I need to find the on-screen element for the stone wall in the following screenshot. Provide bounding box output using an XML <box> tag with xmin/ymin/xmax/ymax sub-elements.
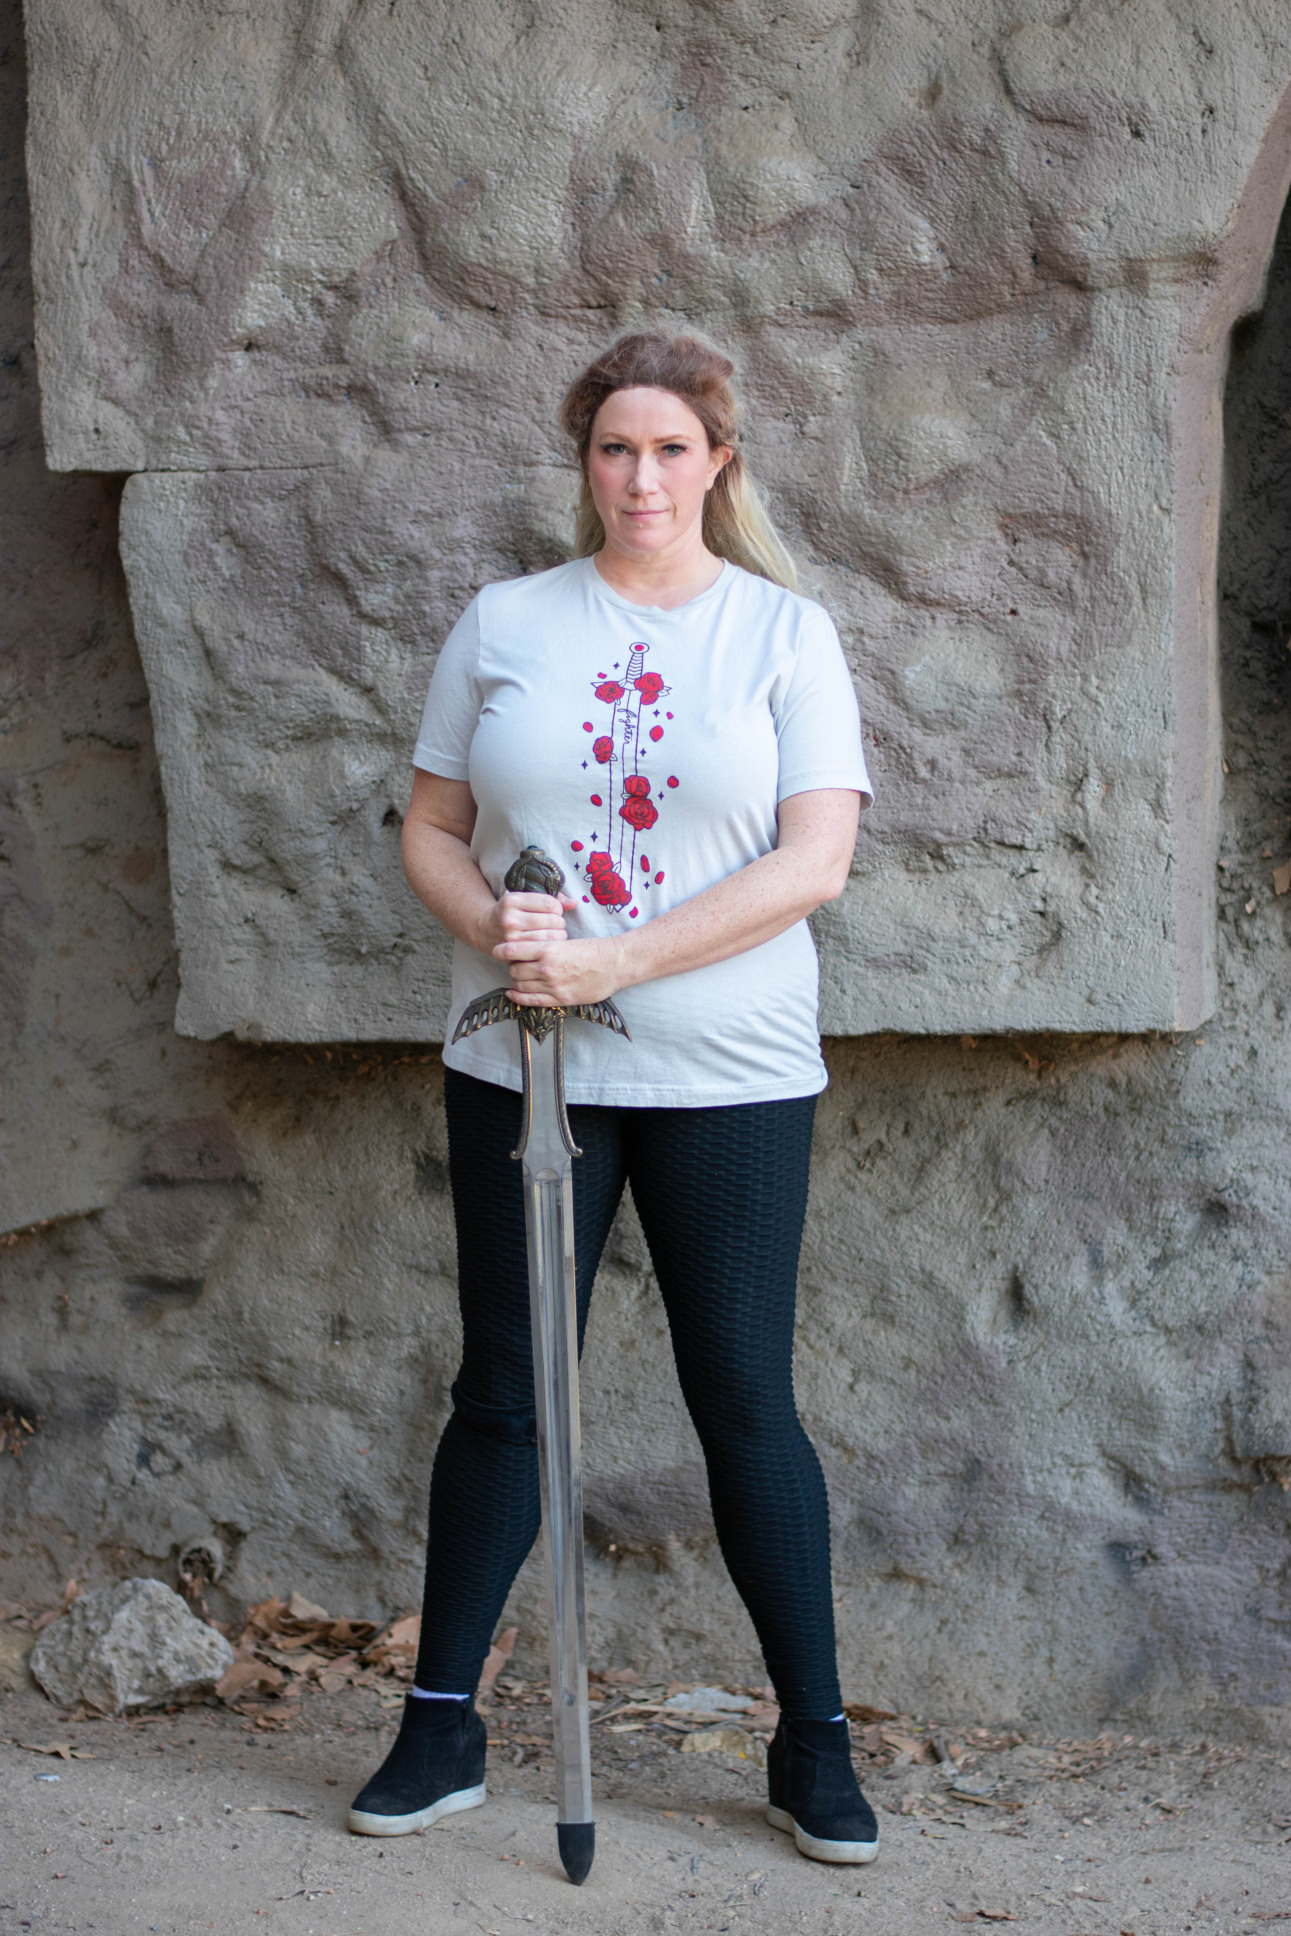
<box><xmin>3</xmin><ymin>0</ymin><xmax>1291</xmax><ymax>1738</ymax></box>
<box><xmin>23</xmin><ymin>1</ymin><xmax>1291</xmax><ymax>1041</ymax></box>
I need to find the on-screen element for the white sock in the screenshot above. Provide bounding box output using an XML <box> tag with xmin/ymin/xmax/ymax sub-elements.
<box><xmin>829</xmin><ymin>1713</ymin><xmax>845</xmax><ymax>1723</ymax></box>
<box><xmin>410</xmin><ymin>1686</ymin><xmax>469</xmax><ymax>1701</ymax></box>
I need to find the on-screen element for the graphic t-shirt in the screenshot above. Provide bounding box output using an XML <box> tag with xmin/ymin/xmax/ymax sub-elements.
<box><xmin>413</xmin><ymin>555</ymin><xmax>872</xmax><ymax>1107</ymax></box>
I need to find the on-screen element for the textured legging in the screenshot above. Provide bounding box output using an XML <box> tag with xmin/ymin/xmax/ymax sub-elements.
<box><xmin>413</xmin><ymin>1067</ymin><xmax>841</xmax><ymax>1720</ymax></box>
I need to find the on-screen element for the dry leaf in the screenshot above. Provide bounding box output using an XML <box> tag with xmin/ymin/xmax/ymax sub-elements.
<box><xmin>17</xmin><ymin>1741</ymin><xmax>71</xmax><ymax>1759</ymax></box>
<box><xmin>215</xmin><ymin>1660</ymin><xmax>284</xmax><ymax>1698</ymax></box>
<box><xmin>244</xmin><ymin>1806</ymin><xmax>311</xmax><ymax>1818</ymax></box>
<box><xmin>479</xmin><ymin>1626</ymin><xmax>518</xmax><ymax>1693</ymax></box>
<box><xmin>883</xmin><ymin>1730</ymin><xmax>937</xmax><ymax>1762</ymax></box>
<box><xmin>843</xmin><ymin>1703</ymin><xmax>898</xmax><ymax>1726</ymax></box>
<box><xmin>286</xmin><ymin>1591</ymin><xmax>332</xmax><ymax>1625</ymax></box>
<box><xmin>1274</xmin><ymin>862</ymin><xmax>1291</xmax><ymax>896</ymax></box>
<box><xmin>681</xmin><ymin>1729</ymin><xmax>766</xmax><ymax>1767</ymax></box>
<box><xmin>693</xmin><ymin>1814</ymin><xmax>717</xmax><ymax>1828</ymax></box>
<box><xmin>245</xmin><ymin>1596</ymin><xmax>285</xmax><ymax>1634</ymax></box>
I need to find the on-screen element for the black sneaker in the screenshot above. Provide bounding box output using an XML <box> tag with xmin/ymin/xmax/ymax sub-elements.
<box><xmin>347</xmin><ymin>1695</ymin><xmax>487</xmax><ymax>1836</ymax></box>
<box><xmin>766</xmin><ymin>1715</ymin><xmax>879</xmax><ymax>1864</ymax></box>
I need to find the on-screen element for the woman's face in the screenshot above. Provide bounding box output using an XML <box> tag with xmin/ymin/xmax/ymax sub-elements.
<box><xmin>586</xmin><ymin>387</ymin><xmax>731</xmax><ymax>558</ymax></box>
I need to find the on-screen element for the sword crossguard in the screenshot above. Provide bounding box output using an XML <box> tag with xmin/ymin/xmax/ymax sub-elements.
<box><xmin>449</xmin><ymin>848</ymin><xmax>631</xmax><ymax>1160</ymax></box>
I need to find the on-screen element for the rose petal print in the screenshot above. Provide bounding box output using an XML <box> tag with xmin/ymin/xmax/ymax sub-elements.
<box><xmin>649</xmin><ymin>725</ymin><xmax>663</xmax><ymax>742</ymax></box>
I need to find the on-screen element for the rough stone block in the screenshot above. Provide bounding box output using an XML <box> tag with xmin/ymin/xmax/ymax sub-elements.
<box><xmin>25</xmin><ymin>3</ymin><xmax>1291</xmax><ymax>1035</ymax></box>
<box><xmin>29</xmin><ymin>1577</ymin><xmax>233</xmax><ymax>1714</ymax></box>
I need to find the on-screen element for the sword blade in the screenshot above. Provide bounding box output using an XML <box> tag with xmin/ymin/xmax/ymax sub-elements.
<box><xmin>518</xmin><ymin>1026</ymin><xmax>594</xmax><ymax>1875</ymax></box>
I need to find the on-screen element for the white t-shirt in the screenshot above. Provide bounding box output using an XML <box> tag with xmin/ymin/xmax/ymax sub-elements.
<box><xmin>413</xmin><ymin>555</ymin><xmax>872</xmax><ymax>1107</ymax></box>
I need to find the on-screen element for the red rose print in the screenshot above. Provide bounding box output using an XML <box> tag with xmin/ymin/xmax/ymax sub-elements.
<box><xmin>619</xmin><ymin>793</ymin><xmax>658</xmax><ymax>832</ymax></box>
<box><xmin>572</xmin><ymin>642</ymin><xmax>675</xmax><ymax>914</ymax></box>
<box><xmin>590</xmin><ymin>868</ymin><xmax>630</xmax><ymax>909</ymax></box>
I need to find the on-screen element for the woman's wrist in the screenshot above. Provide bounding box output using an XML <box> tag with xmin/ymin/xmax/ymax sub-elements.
<box><xmin>602</xmin><ymin>929</ymin><xmax>641</xmax><ymax>993</ymax></box>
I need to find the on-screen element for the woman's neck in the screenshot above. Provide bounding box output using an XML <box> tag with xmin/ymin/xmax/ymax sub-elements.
<box><xmin>592</xmin><ymin>534</ymin><xmax>725</xmax><ymax>611</ymax></box>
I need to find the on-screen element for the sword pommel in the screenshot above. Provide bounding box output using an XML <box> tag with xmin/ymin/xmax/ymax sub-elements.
<box><xmin>505</xmin><ymin>845</ymin><xmax>566</xmax><ymax>897</ymax></box>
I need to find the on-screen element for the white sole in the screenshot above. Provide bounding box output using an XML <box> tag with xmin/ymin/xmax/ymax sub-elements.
<box><xmin>348</xmin><ymin>1782</ymin><xmax>486</xmax><ymax>1837</ymax></box>
<box><xmin>766</xmin><ymin>1803</ymin><xmax>879</xmax><ymax>1864</ymax></box>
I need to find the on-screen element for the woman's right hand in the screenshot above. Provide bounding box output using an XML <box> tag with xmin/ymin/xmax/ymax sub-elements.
<box><xmin>474</xmin><ymin>889</ymin><xmax>574</xmax><ymax>960</ymax></box>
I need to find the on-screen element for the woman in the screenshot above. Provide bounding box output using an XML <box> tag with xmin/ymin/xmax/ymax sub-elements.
<box><xmin>349</xmin><ymin>331</ymin><xmax>877</xmax><ymax>1864</ymax></box>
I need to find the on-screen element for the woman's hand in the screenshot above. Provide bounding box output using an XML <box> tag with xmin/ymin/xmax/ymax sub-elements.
<box><xmin>475</xmin><ymin>888</ymin><xmax>574</xmax><ymax>961</ymax></box>
<box><xmin>494</xmin><ymin>926</ymin><xmax>627</xmax><ymax>1008</ymax></box>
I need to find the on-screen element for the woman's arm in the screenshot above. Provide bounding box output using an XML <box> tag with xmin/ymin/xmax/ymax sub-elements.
<box><xmin>401</xmin><ymin>769</ymin><xmax>574</xmax><ymax>960</ymax></box>
<box><xmin>494</xmin><ymin>787</ymin><xmax>861</xmax><ymax>1009</ymax></box>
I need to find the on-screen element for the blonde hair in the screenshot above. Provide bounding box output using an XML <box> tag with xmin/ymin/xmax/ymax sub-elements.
<box><xmin>557</xmin><ymin>330</ymin><xmax>798</xmax><ymax>592</ymax></box>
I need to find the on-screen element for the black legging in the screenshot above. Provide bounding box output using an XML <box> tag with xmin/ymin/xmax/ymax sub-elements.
<box><xmin>414</xmin><ymin>1067</ymin><xmax>842</xmax><ymax>1720</ymax></box>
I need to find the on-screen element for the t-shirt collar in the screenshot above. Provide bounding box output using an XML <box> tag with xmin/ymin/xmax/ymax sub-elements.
<box><xmin>581</xmin><ymin>552</ymin><xmax>731</xmax><ymax>618</ymax></box>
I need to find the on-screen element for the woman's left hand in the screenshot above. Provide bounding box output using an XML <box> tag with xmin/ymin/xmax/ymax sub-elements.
<box><xmin>494</xmin><ymin>932</ymin><xmax>627</xmax><ymax>1009</ymax></box>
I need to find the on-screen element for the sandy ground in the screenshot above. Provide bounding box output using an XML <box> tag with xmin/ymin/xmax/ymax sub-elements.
<box><xmin>2</xmin><ymin>1668</ymin><xmax>1289</xmax><ymax>1936</ymax></box>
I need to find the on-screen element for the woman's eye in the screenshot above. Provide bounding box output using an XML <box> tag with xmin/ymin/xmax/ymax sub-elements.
<box><xmin>600</xmin><ymin>442</ymin><xmax>629</xmax><ymax>455</ymax></box>
<box><xmin>661</xmin><ymin>443</ymin><xmax>688</xmax><ymax>455</ymax></box>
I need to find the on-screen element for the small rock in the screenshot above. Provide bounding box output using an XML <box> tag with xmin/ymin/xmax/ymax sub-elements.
<box><xmin>0</xmin><ymin>1626</ymin><xmax>37</xmax><ymax>1695</ymax></box>
<box><xmin>30</xmin><ymin>1578</ymin><xmax>233</xmax><ymax>1714</ymax></box>
<box><xmin>663</xmin><ymin>1687</ymin><xmax>753</xmax><ymax>1714</ymax></box>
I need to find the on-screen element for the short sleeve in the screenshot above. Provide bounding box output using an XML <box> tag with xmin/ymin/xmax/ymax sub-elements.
<box><xmin>412</xmin><ymin>597</ymin><xmax>483</xmax><ymax>779</ymax></box>
<box><xmin>773</xmin><ymin>605</ymin><xmax>874</xmax><ymax>808</ymax></box>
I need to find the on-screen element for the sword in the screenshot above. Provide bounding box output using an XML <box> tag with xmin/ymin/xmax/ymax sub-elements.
<box><xmin>452</xmin><ymin>846</ymin><xmax>630</xmax><ymax>1886</ymax></box>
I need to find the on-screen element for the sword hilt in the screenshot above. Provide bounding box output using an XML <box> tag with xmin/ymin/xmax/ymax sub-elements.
<box><xmin>449</xmin><ymin>847</ymin><xmax>630</xmax><ymax>1159</ymax></box>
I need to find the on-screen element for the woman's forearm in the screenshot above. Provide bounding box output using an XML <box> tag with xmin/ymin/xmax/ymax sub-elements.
<box><xmin>611</xmin><ymin>840</ymin><xmax>843</xmax><ymax>990</ymax></box>
<box><xmin>402</xmin><ymin>819</ymin><xmax>500</xmax><ymax>957</ymax></box>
